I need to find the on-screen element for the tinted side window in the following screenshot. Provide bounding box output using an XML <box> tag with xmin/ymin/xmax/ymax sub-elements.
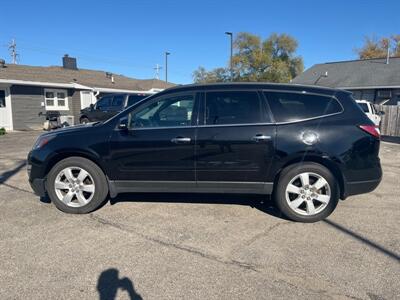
<box><xmin>264</xmin><ymin>92</ymin><xmax>342</xmax><ymax>123</ymax></box>
<box><xmin>358</xmin><ymin>103</ymin><xmax>369</xmax><ymax>113</ymax></box>
<box><xmin>205</xmin><ymin>91</ymin><xmax>265</xmax><ymax>125</ymax></box>
<box><xmin>129</xmin><ymin>94</ymin><xmax>194</xmax><ymax>128</ymax></box>
<box><xmin>96</xmin><ymin>96</ymin><xmax>112</xmax><ymax>110</ymax></box>
<box><xmin>110</xmin><ymin>95</ymin><xmax>125</xmax><ymax>111</ymax></box>
<box><xmin>128</xmin><ymin>95</ymin><xmax>148</xmax><ymax>106</ymax></box>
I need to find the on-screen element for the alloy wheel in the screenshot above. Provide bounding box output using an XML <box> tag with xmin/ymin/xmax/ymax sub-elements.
<box><xmin>54</xmin><ymin>167</ymin><xmax>95</xmax><ymax>207</ymax></box>
<box><xmin>285</xmin><ymin>172</ymin><xmax>331</xmax><ymax>216</ymax></box>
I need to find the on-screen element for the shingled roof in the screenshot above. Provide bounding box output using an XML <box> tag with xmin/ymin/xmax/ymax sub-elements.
<box><xmin>292</xmin><ymin>57</ymin><xmax>400</xmax><ymax>89</ymax></box>
<box><xmin>0</xmin><ymin>63</ymin><xmax>175</xmax><ymax>91</ymax></box>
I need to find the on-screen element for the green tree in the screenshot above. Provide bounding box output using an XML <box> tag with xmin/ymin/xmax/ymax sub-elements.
<box><xmin>192</xmin><ymin>32</ymin><xmax>303</xmax><ymax>83</ymax></box>
<box><xmin>357</xmin><ymin>35</ymin><xmax>400</xmax><ymax>59</ymax></box>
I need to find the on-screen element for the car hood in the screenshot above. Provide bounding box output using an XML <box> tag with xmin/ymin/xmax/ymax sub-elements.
<box><xmin>40</xmin><ymin>123</ymin><xmax>100</xmax><ymax>137</ymax></box>
<box><xmin>80</xmin><ymin>107</ymin><xmax>92</xmax><ymax>114</ymax></box>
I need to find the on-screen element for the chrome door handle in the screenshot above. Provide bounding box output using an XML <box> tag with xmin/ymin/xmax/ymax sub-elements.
<box><xmin>171</xmin><ymin>137</ymin><xmax>191</xmax><ymax>144</ymax></box>
<box><xmin>252</xmin><ymin>134</ymin><xmax>272</xmax><ymax>142</ymax></box>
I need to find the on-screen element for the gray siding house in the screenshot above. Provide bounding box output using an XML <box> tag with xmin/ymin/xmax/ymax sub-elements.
<box><xmin>0</xmin><ymin>55</ymin><xmax>174</xmax><ymax>130</ymax></box>
<box><xmin>292</xmin><ymin>57</ymin><xmax>400</xmax><ymax>105</ymax></box>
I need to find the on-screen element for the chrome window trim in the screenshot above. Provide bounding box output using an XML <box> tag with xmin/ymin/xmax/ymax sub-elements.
<box><xmin>114</xmin><ymin>89</ymin><xmax>345</xmax><ymax>131</ymax></box>
<box><xmin>128</xmin><ymin>112</ymin><xmax>343</xmax><ymax>131</ymax></box>
<box><xmin>129</xmin><ymin>123</ymin><xmax>275</xmax><ymax>131</ymax></box>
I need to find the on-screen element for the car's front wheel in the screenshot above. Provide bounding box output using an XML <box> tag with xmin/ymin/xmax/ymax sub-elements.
<box><xmin>46</xmin><ymin>157</ymin><xmax>108</xmax><ymax>214</ymax></box>
<box><xmin>274</xmin><ymin>162</ymin><xmax>339</xmax><ymax>222</ymax></box>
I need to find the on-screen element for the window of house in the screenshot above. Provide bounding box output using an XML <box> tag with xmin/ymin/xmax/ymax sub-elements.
<box><xmin>264</xmin><ymin>92</ymin><xmax>342</xmax><ymax>123</ymax></box>
<box><xmin>377</xmin><ymin>90</ymin><xmax>391</xmax><ymax>98</ymax></box>
<box><xmin>0</xmin><ymin>90</ymin><xmax>5</xmax><ymax>108</ymax></box>
<box><xmin>205</xmin><ymin>91</ymin><xmax>266</xmax><ymax>125</ymax></box>
<box><xmin>45</xmin><ymin>89</ymin><xmax>68</xmax><ymax>110</ymax></box>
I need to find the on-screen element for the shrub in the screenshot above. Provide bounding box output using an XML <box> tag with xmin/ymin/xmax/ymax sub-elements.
<box><xmin>0</xmin><ymin>127</ymin><xmax>6</xmax><ymax>135</ymax></box>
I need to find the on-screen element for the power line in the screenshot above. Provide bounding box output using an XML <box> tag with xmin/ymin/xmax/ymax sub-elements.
<box><xmin>0</xmin><ymin>39</ymin><xmax>191</xmax><ymax>79</ymax></box>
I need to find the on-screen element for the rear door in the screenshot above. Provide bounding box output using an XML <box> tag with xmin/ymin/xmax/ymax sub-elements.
<box><xmin>195</xmin><ymin>90</ymin><xmax>276</xmax><ymax>193</ymax></box>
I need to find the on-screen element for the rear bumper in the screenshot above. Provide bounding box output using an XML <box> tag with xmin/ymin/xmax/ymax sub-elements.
<box><xmin>29</xmin><ymin>178</ymin><xmax>46</xmax><ymax>197</ymax></box>
<box><xmin>343</xmin><ymin>177</ymin><xmax>382</xmax><ymax>198</ymax></box>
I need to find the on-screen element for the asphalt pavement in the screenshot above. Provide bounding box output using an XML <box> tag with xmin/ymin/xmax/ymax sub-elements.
<box><xmin>0</xmin><ymin>131</ymin><xmax>399</xmax><ymax>300</ymax></box>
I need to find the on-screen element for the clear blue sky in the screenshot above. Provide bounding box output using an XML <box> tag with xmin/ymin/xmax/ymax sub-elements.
<box><xmin>1</xmin><ymin>0</ymin><xmax>399</xmax><ymax>84</ymax></box>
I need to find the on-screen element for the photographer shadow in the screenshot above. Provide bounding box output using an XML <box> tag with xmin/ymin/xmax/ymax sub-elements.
<box><xmin>97</xmin><ymin>268</ymin><xmax>142</xmax><ymax>300</ymax></box>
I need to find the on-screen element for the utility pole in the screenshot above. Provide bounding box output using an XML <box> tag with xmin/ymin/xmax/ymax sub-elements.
<box><xmin>165</xmin><ymin>51</ymin><xmax>170</xmax><ymax>83</ymax></box>
<box><xmin>386</xmin><ymin>39</ymin><xmax>390</xmax><ymax>65</ymax></box>
<box><xmin>8</xmin><ymin>39</ymin><xmax>19</xmax><ymax>64</ymax></box>
<box><xmin>154</xmin><ymin>64</ymin><xmax>162</xmax><ymax>80</ymax></box>
<box><xmin>225</xmin><ymin>32</ymin><xmax>233</xmax><ymax>80</ymax></box>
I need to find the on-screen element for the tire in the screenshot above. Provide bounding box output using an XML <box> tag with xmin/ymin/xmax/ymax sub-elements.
<box><xmin>80</xmin><ymin>117</ymin><xmax>90</xmax><ymax>124</ymax></box>
<box><xmin>273</xmin><ymin>162</ymin><xmax>339</xmax><ymax>223</ymax></box>
<box><xmin>46</xmin><ymin>157</ymin><xmax>109</xmax><ymax>214</ymax></box>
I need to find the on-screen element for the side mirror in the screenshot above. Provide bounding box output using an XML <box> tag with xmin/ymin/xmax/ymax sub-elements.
<box><xmin>118</xmin><ymin>118</ymin><xmax>129</xmax><ymax>130</ymax></box>
<box><xmin>379</xmin><ymin>111</ymin><xmax>385</xmax><ymax>115</ymax></box>
<box><xmin>90</xmin><ymin>104</ymin><xmax>95</xmax><ymax>110</ymax></box>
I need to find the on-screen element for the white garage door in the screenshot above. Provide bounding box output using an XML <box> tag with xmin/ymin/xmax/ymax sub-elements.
<box><xmin>80</xmin><ymin>91</ymin><xmax>95</xmax><ymax>109</ymax></box>
<box><xmin>0</xmin><ymin>88</ymin><xmax>12</xmax><ymax>130</ymax></box>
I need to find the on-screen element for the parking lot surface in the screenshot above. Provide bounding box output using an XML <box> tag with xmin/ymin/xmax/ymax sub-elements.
<box><xmin>0</xmin><ymin>131</ymin><xmax>399</xmax><ymax>300</ymax></box>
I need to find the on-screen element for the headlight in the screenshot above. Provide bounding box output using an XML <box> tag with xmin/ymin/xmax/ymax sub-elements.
<box><xmin>32</xmin><ymin>134</ymin><xmax>56</xmax><ymax>150</ymax></box>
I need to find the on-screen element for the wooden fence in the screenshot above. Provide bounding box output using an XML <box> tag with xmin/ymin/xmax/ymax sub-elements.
<box><xmin>377</xmin><ymin>105</ymin><xmax>400</xmax><ymax>137</ymax></box>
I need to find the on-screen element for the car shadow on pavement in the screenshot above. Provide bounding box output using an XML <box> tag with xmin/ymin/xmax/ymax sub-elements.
<box><xmin>323</xmin><ymin>219</ymin><xmax>400</xmax><ymax>262</ymax></box>
<box><xmin>110</xmin><ymin>194</ymin><xmax>400</xmax><ymax>262</ymax></box>
<box><xmin>110</xmin><ymin>193</ymin><xmax>289</xmax><ymax>221</ymax></box>
<box><xmin>97</xmin><ymin>268</ymin><xmax>142</xmax><ymax>300</ymax></box>
<box><xmin>0</xmin><ymin>160</ymin><xmax>26</xmax><ymax>184</ymax></box>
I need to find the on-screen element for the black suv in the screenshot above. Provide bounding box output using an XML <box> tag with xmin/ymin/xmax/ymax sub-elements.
<box><xmin>28</xmin><ymin>83</ymin><xmax>382</xmax><ymax>222</ymax></box>
<box><xmin>79</xmin><ymin>93</ymin><xmax>150</xmax><ymax>123</ymax></box>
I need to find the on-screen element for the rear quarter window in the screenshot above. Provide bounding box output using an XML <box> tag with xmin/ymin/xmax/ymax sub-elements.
<box><xmin>264</xmin><ymin>92</ymin><xmax>342</xmax><ymax>123</ymax></box>
<box><xmin>357</xmin><ymin>102</ymin><xmax>369</xmax><ymax>113</ymax></box>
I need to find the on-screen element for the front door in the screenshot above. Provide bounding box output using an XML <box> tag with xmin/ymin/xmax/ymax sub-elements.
<box><xmin>196</xmin><ymin>90</ymin><xmax>275</xmax><ymax>193</ymax></box>
<box><xmin>108</xmin><ymin>92</ymin><xmax>198</xmax><ymax>185</ymax></box>
<box><xmin>0</xmin><ymin>88</ymin><xmax>12</xmax><ymax>130</ymax></box>
<box><xmin>92</xmin><ymin>95</ymin><xmax>114</xmax><ymax>121</ymax></box>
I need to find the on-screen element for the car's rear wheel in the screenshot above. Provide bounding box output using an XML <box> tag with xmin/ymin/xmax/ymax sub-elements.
<box><xmin>46</xmin><ymin>157</ymin><xmax>108</xmax><ymax>214</ymax></box>
<box><xmin>274</xmin><ymin>162</ymin><xmax>339</xmax><ymax>222</ymax></box>
<box><xmin>80</xmin><ymin>117</ymin><xmax>90</xmax><ymax>124</ymax></box>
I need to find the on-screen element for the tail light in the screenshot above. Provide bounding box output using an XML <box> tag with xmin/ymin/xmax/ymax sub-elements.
<box><xmin>358</xmin><ymin>125</ymin><xmax>380</xmax><ymax>139</ymax></box>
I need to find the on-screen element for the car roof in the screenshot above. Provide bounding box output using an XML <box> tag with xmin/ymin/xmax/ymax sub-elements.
<box><xmin>101</xmin><ymin>92</ymin><xmax>151</xmax><ymax>97</ymax></box>
<box><xmin>158</xmin><ymin>82</ymin><xmax>348</xmax><ymax>96</ymax></box>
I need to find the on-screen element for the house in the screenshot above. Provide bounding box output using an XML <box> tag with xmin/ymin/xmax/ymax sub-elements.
<box><xmin>0</xmin><ymin>55</ymin><xmax>174</xmax><ymax>130</ymax></box>
<box><xmin>292</xmin><ymin>57</ymin><xmax>400</xmax><ymax>105</ymax></box>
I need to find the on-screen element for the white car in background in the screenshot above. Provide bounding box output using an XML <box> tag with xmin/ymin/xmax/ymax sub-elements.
<box><xmin>356</xmin><ymin>100</ymin><xmax>383</xmax><ymax>127</ymax></box>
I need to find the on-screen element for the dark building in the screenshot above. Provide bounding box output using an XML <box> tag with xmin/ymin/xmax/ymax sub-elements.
<box><xmin>292</xmin><ymin>57</ymin><xmax>400</xmax><ymax>106</ymax></box>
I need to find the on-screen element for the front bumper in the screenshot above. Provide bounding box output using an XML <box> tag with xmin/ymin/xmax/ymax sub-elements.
<box><xmin>29</xmin><ymin>178</ymin><xmax>47</xmax><ymax>197</ymax></box>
